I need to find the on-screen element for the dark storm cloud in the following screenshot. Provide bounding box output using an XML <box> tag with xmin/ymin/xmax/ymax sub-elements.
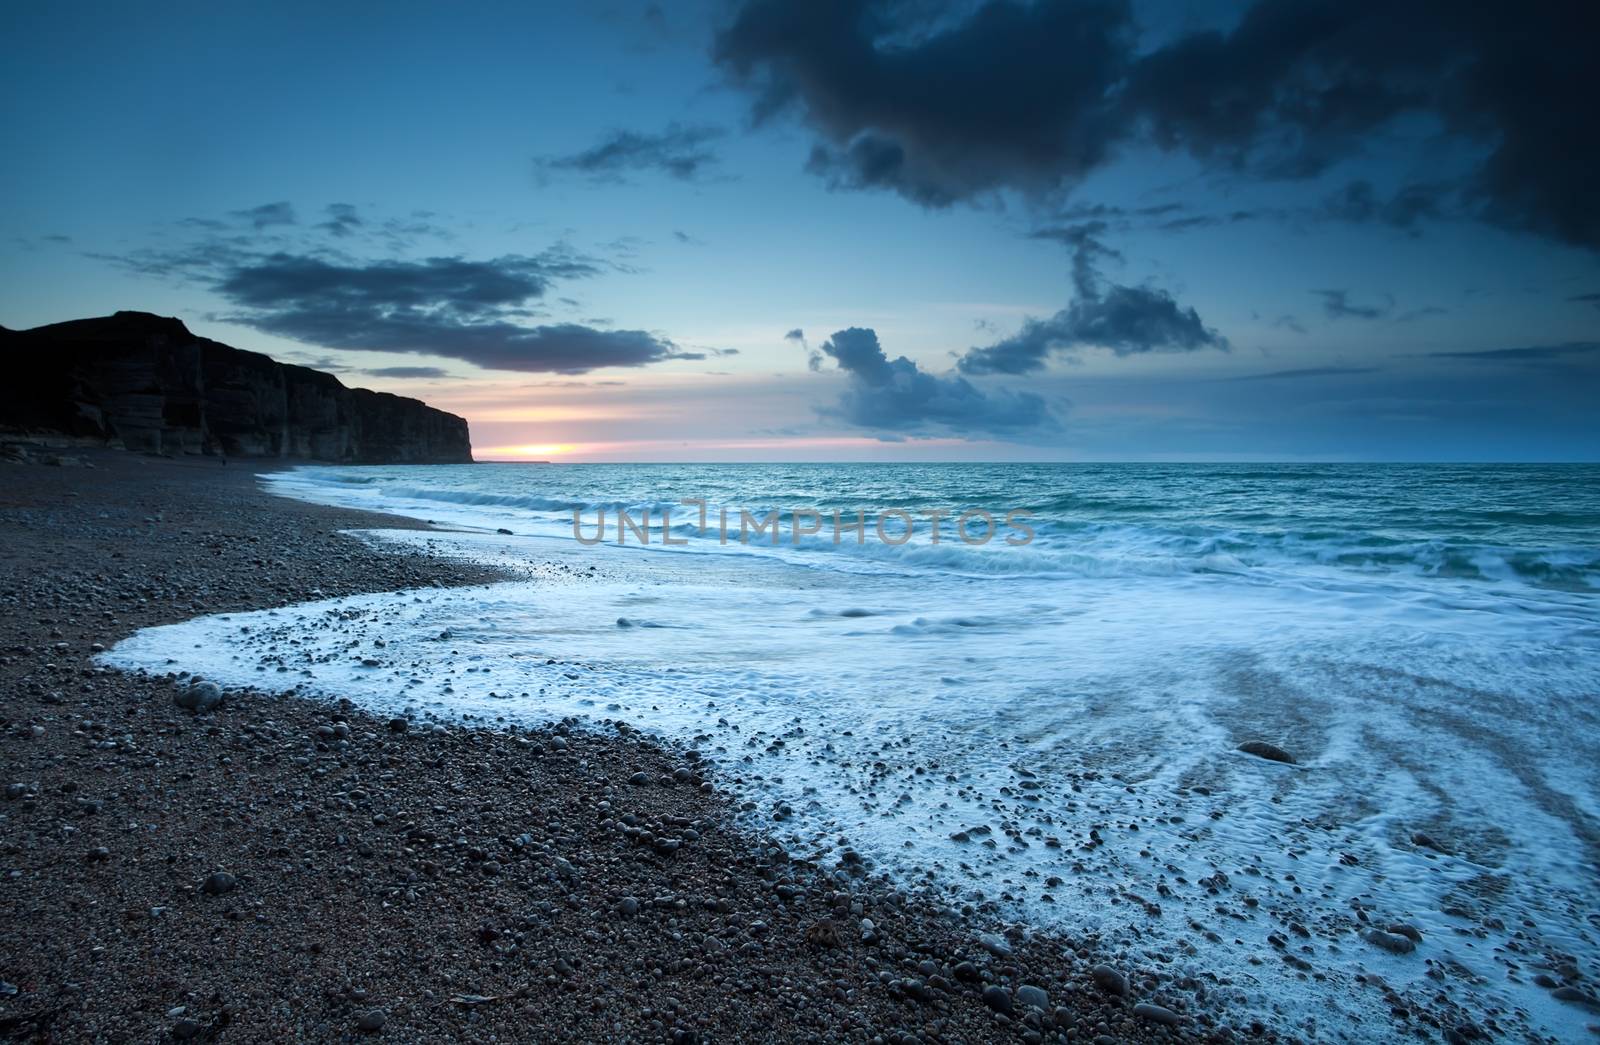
<box><xmin>102</xmin><ymin>211</ymin><xmax>697</xmax><ymax>374</ymax></box>
<box><xmin>959</xmin><ymin>287</ymin><xmax>1226</xmax><ymax>374</ymax></box>
<box><xmin>230</xmin><ymin>201</ymin><xmax>297</xmax><ymax>229</ymax></box>
<box><xmin>716</xmin><ymin>0</ymin><xmax>1598</xmax><ymax>248</ymax></box>
<box><xmin>960</xmin><ymin>222</ymin><xmax>1226</xmax><ymax>375</ymax></box>
<box><xmin>543</xmin><ymin>124</ymin><xmax>725</xmax><ymax>182</ymax></box>
<box><xmin>208</xmin><ymin>252</ymin><xmax>688</xmax><ymax>373</ymax></box>
<box><xmin>817</xmin><ymin>327</ymin><xmax>1055</xmax><ymax>435</ymax></box>
<box><xmin>1315</xmin><ymin>289</ymin><xmax>1390</xmax><ymax>321</ymax></box>
<box><xmin>716</xmin><ymin>0</ymin><xmax>1131</xmax><ymax>207</ymax></box>
<box><xmin>216</xmin><ymin>253</ymin><xmax>588</xmax><ymax>313</ymax></box>
<box><xmin>1148</xmin><ymin>0</ymin><xmax>1600</xmax><ymax>248</ymax></box>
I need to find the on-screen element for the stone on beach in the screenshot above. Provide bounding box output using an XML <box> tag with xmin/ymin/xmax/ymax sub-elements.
<box><xmin>1364</xmin><ymin>928</ymin><xmax>1416</xmax><ymax>954</ymax></box>
<box><xmin>1134</xmin><ymin>1002</ymin><xmax>1182</xmax><ymax>1026</ymax></box>
<box><xmin>174</xmin><ymin>680</ymin><xmax>224</xmax><ymax>713</ymax></box>
<box><xmin>201</xmin><ymin>871</ymin><xmax>238</xmax><ymax>896</ymax></box>
<box><xmin>1090</xmin><ymin>964</ymin><xmax>1127</xmax><ymax>996</ymax></box>
<box><xmin>1237</xmin><ymin>740</ymin><xmax>1296</xmax><ymax>764</ymax></box>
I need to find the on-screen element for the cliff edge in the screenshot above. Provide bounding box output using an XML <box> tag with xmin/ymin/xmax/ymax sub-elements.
<box><xmin>0</xmin><ymin>311</ymin><xmax>473</xmax><ymax>463</ymax></box>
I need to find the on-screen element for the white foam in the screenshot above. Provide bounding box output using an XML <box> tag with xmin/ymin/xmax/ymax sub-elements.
<box><xmin>104</xmin><ymin>517</ymin><xmax>1600</xmax><ymax>1042</ymax></box>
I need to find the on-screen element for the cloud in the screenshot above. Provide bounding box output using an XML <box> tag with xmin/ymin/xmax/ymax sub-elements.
<box><xmin>209</xmin><ymin>253</ymin><xmax>686</xmax><ymax>373</ymax></box>
<box><xmin>1221</xmin><ymin>366</ymin><xmax>1381</xmax><ymax>381</ymax></box>
<box><xmin>1314</xmin><ymin>289</ymin><xmax>1390</xmax><ymax>321</ymax></box>
<box><xmin>216</xmin><ymin>252</ymin><xmax>590</xmax><ymax>313</ymax></box>
<box><xmin>816</xmin><ymin>327</ymin><xmax>1055</xmax><ymax>436</ymax></box>
<box><xmin>716</xmin><ymin>0</ymin><xmax>1600</xmax><ymax>248</ymax></box>
<box><xmin>102</xmin><ymin>219</ymin><xmax>696</xmax><ymax>374</ymax></box>
<box><xmin>318</xmin><ymin>203</ymin><xmax>363</xmax><ymax>237</ymax></box>
<box><xmin>362</xmin><ymin>366</ymin><xmax>450</xmax><ymax>379</ymax></box>
<box><xmin>1322</xmin><ymin>180</ymin><xmax>1449</xmax><ymax>232</ymax></box>
<box><xmin>1425</xmin><ymin>341</ymin><xmax>1600</xmax><ymax>363</ymax></box>
<box><xmin>716</xmin><ymin>0</ymin><xmax>1130</xmax><ymax>207</ymax></box>
<box><xmin>230</xmin><ymin>201</ymin><xmax>296</xmax><ymax>229</ymax></box>
<box><xmin>542</xmin><ymin>124</ymin><xmax>725</xmax><ymax>182</ymax></box>
<box><xmin>960</xmin><ymin>222</ymin><xmax>1226</xmax><ymax>374</ymax></box>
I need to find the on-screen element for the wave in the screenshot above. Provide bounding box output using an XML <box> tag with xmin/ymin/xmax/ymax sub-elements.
<box><xmin>262</xmin><ymin>465</ymin><xmax>1600</xmax><ymax>592</ymax></box>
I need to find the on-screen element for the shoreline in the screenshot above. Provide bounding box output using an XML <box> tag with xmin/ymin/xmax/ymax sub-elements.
<box><xmin>0</xmin><ymin>451</ymin><xmax>1246</xmax><ymax>1042</ymax></box>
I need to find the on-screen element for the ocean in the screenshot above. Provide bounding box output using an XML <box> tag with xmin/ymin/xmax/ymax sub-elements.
<box><xmin>105</xmin><ymin>462</ymin><xmax>1600</xmax><ymax>1039</ymax></box>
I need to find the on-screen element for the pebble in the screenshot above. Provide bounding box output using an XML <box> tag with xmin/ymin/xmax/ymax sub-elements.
<box><xmin>1363</xmin><ymin>928</ymin><xmax>1416</xmax><ymax>954</ymax></box>
<box><xmin>1551</xmin><ymin>986</ymin><xmax>1599</xmax><ymax>1009</ymax></box>
<box><xmin>1387</xmin><ymin>922</ymin><xmax>1423</xmax><ymax>943</ymax></box>
<box><xmin>174</xmin><ymin>680</ymin><xmax>224</xmax><ymax>714</ymax></box>
<box><xmin>978</xmin><ymin>932</ymin><xmax>1012</xmax><ymax>957</ymax></box>
<box><xmin>1016</xmin><ymin>984</ymin><xmax>1049</xmax><ymax>1011</ymax></box>
<box><xmin>1090</xmin><ymin>964</ymin><xmax>1127</xmax><ymax>996</ymax></box>
<box><xmin>981</xmin><ymin>984</ymin><xmax>1013</xmax><ymax>1014</ymax></box>
<box><xmin>357</xmin><ymin>1009</ymin><xmax>387</xmax><ymax>1032</ymax></box>
<box><xmin>617</xmin><ymin>896</ymin><xmax>640</xmax><ymax>918</ymax></box>
<box><xmin>1237</xmin><ymin>740</ymin><xmax>1295</xmax><ymax>764</ymax></box>
<box><xmin>1134</xmin><ymin>1002</ymin><xmax>1181</xmax><ymax>1026</ymax></box>
<box><xmin>202</xmin><ymin>871</ymin><xmax>238</xmax><ymax>896</ymax></box>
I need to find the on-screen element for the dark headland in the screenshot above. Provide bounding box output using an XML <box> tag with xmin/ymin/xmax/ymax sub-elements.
<box><xmin>0</xmin><ymin>312</ymin><xmax>472</xmax><ymax>464</ymax></box>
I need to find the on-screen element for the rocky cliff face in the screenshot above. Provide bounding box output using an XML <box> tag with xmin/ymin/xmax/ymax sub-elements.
<box><xmin>0</xmin><ymin>312</ymin><xmax>473</xmax><ymax>463</ymax></box>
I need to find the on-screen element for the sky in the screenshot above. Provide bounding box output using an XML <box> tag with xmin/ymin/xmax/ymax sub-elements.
<box><xmin>2</xmin><ymin>0</ymin><xmax>1597</xmax><ymax>462</ymax></box>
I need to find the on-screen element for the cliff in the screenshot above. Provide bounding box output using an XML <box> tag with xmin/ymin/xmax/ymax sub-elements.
<box><xmin>0</xmin><ymin>312</ymin><xmax>473</xmax><ymax>463</ymax></box>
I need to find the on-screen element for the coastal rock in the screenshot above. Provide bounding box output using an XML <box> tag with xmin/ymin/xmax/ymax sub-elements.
<box><xmin>201</xmin><ymin>872</ymin><xmax>238</xmax><ymax>896</ymax></box>
<box><xmin>0</xmin><ymin>311</ymin><xmax>471</xmax><ymax>463</ymax></box>
<box><xmin>1237</xmin><ymin>741</ymin><xmax>1296</xmax><ymax>764</ymax></box>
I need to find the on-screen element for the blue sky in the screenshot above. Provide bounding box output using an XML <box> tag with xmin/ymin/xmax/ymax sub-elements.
<box><xmin>3</xmin><ymin>0</ymin><xmax>1596</xmax><ymax>460</ymax></box>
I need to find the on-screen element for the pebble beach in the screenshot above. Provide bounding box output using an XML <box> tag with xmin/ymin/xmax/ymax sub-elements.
<box><xmin>0</xmin><ymin>451</ymin><xmax>1255</xmax><ymax>1043</ymax></box>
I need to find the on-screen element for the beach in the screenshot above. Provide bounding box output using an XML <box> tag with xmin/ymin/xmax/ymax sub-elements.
<box><xmin>0</xmin><ymin>451</ymin><xmax>1249</xmax><ymax>1043</ymax></box>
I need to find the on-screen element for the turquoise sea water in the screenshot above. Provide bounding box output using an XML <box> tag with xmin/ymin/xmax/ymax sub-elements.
<box><xmin>268</xmin><ymin>462</ymin><xmax>1600</xmax><ymax>589</ymax></box>
<box><xmin>108</xmin><ymin>463</ymin><xmax>1600</xmax><ymax>1040</ymax></box>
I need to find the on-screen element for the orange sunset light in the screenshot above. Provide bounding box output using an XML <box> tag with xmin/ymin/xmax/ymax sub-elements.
<box><xmin>477</xmin><ymin>443</ymin><xmax>577</xmax><ymax>459</ymax></box>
